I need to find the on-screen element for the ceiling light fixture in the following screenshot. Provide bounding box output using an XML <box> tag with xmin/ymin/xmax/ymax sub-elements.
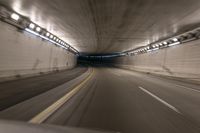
<box><xmin>11</xmin><ymin>13</ymin><xmax>20</xmax><ymax>21</ymax></box>
<box><xmin>163</xmin><ymin>42</ymin><xmax>168</xmax><ymax>45</ymax></box>
<box><xmin>29</xmin><ymin>23</ymin><xmax>35</xmax><ymax>29</ymax></box>
<box><xmin>173</xmin><ymin>38</ymin><xmax>178</xmax><ymax>42</ymax></box>
<box><xmin>50</xmin><ymin>35</ymin><xmax>53</xmax><ymax>39</ymax></box>
<box><xmin>36</xmin><ymin>27</ymin><xmax>41</xmax><ymax>32</ymax></box>
<box><xmin>46</xmin><ymin>32</ymin><xmax>50</xmax><ymax>37</ymax></box>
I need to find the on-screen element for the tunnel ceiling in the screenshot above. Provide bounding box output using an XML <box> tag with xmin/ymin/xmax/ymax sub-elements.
<box><xmin>1</xmin><ymin>0</ymin><xmax>200</xmax><ymax>54</ymax></box>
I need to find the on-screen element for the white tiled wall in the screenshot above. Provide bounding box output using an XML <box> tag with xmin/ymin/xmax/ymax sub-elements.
<box><xmin>113</xmin><ymin>40</ymin><xmax>200</xmax><ymax>79</ymax></box>
<box><xmin>0</xmin><ymin>21</ymin><xmax>77</xmax><ymax>78</ymax></box>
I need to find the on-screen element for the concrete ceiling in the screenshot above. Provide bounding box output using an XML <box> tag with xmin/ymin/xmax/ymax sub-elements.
<box><xmin>1</xmin><ymin>0</ymin><xmax>200</xmax><ymax>54</ymax></box>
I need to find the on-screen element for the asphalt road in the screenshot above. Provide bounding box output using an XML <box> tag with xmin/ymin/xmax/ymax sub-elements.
<box><xmin>0</xmin><ymin>67</ymin><xmax>87</xmax><ymax>111</ymax></box>
<box><xmin>1</xmin><ymin>67</ymin><xmax>200</xmax><ymax>133</ymax></box>
<box><xmin>45</xmin><ymin>67</ymin><xmax>200</xmax><ymax>133</ymax></box>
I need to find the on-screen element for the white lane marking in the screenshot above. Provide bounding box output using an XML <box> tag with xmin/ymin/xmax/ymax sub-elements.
<box><xmin>174</xmin><ymin>84</ymin><xmax>200</xmax><ymax>93</ymax></box>
<box><xmin>139</xmin><ymin>86</ymin><xmax>181</xmax><ymax>114</ymax></box>
<box><xmin>116</xmin><ymin>68</ymin><xmax>200</xmax><ymax>93</ymax></box>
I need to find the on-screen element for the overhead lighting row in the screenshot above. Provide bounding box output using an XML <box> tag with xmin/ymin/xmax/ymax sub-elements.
<box><xmin>127</xmin><ymin>37</ymin><xmax>181</xmax><ymax>56</ymax></box>
<box><xmin>126</xmin><ymin>27</ymin><xmax>200</xmax><ymax>56</ymax></box>
<box><xmin>0</xmin><ymin>5</ymin><xmax>79</xmax><ymax>55</ymax></box>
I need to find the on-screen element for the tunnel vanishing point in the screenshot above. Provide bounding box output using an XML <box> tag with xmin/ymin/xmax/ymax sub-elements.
<box><xmin>0</xmin><ymin>0</ymin><xmax>200</xmax><ymax>133</ymax></box>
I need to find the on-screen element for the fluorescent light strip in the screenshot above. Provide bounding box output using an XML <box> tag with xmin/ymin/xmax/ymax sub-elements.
<box><xmin>25</xmin><ymin>28</ymin><xmax>40</xmax><ymax>36</ymax></box>
<box><xmin>25</xmin><ymin>28</ymin><xmax>68</xmax><ymax>50</ymax></box>
<box><xmin>181</xmin><ymin>37</ymin><xmax>196</xmax><ymax>43</ymax></box>
<box><xmin>147</xmin><ymin>48</ymin><xmax>159</xmax><ymax>52</ymax></box>
<box><xmin>145</xmin><ymin>42</ymin><xmax>180</xmax><ymax>53</ymax></box>
<box><xmin>0</xmin><ymin>5</ymin><xmax>79</xmax><ymax>54</ymax></box>
<box><xmin>168</xmin><ymin>41</ymin><xmax>180</xmax><ymax>47</ymax></box>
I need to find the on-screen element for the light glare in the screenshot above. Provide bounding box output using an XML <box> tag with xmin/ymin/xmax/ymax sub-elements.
<box><xmin>163</xmin><ymin>42</ymin><xmax>167</xmax><ymax>45</ymax></box>
<box><xmin>168</xmin><ymin>41</ymin><xmax>180</xmax><ymax>47</ymax></box>
<box><xmin>29</xmin><ymin>23</ymin><xmax>35</xmax><ymax>29</ymax></box>
<box><xmin>36</xmin><ymin>27</ymin><xmax>41</xmax><ymax>32</ymax></box>
<box><xmin>46</xmin><ymin>32</ymin><xmax>50</xmax><ymax>37</ymax></box>
<box><xmin>173</xmin><ymin>38</ymin><xmax>178</xmax><ymax>42</ymax></box>
<box><xmin>11</xmin><ymin>13</ymin><xmax>20</xmax><ymax>21</ymax></box>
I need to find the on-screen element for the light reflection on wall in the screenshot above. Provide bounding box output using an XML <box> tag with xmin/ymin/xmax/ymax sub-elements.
<box><xmin>11</xmin><ymin>0</ymin><xmax>78</xmax><ymax>51</ymax></box>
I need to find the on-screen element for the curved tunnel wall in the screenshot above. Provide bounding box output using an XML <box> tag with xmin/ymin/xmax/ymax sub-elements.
<box><xmin>0</xmin><ymin>21</ymin><xmax>77</xmax><ymax>79</ymax></box>
<box><xmin>110</xmin><ymin>40</ymin><xmax>200</xmax><ymax>80</ymax></box>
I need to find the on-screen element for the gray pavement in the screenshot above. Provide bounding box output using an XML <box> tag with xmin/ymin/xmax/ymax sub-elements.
<box><xmin>1</xmin><ymin>67</ymin><xmax>200</xmax><ymax>133</ymax></box>
<box><xmin>0</xmin><ymin>67</ymin><xmax>87</xmax><ymax>111</ymax></box>
<box><xmin>46</xmin><ymin>67</ymin><xmax>200</xmax><ymax>133</ymax></box>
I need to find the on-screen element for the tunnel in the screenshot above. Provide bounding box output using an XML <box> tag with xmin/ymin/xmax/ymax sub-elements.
<box><xmin>0</xmin><ymin>0</ymin><xmax>200</xmax><ymax>133</ymax></box>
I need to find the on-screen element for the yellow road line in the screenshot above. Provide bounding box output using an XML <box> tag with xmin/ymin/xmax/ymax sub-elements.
<box><xmin>29</xmin><ymin>68</ymin><xmax>94</xmax><ymax>124</ymax></box>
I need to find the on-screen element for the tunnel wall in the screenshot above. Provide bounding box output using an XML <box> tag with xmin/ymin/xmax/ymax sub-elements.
<box><xmin>0</xmin><ymin>21</ymin><xmax>77</xmax><ymax>80</ymax></box>
<box><xmin>110</xmin><ymin>40</ymin><xmax>200</xmax><ymax>80</ymax></box>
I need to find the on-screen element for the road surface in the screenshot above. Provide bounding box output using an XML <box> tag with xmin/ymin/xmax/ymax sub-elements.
<box><xmin>0</xmin><ymin>67</ymin><xmax>200</xmax><ymax>133</ymax></box>
<box><xmin>0</xmin><ymin>67</ymin><xmax>87</xmax><ymax>111</ymax></box>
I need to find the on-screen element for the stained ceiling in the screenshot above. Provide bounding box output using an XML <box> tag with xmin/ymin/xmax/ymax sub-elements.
<box><xmin>1</xmin><ymin>0</ymin><xmax>200</xmax><ymax>54</ymax></box>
